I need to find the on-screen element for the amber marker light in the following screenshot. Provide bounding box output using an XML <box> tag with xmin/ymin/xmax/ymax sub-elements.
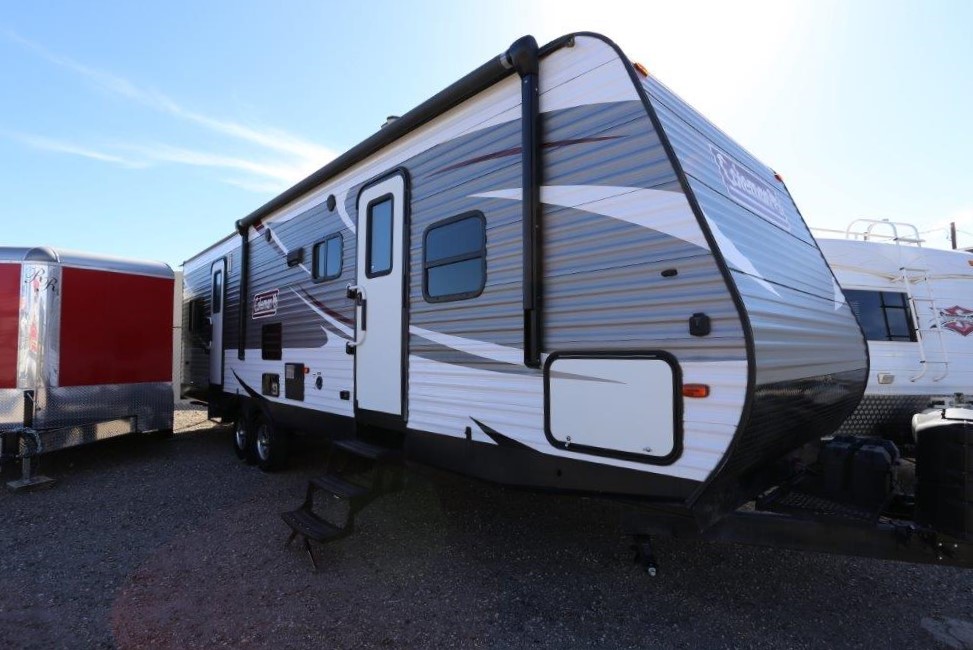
<box><xmin>683</xmin><ymin>384</ymin><xmax>710</xmax><ymax>398</ymax></box>
<box><xmin>633</xmin><ymin>62</ymin><xmax>649</xmax><ymax>77</ymax></box>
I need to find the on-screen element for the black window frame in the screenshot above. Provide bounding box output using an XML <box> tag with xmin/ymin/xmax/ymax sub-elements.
<box><xmin>845</xmin><ymin>289</ymin><xmax>917</xmax><ymax>343</ymax></box>
<box><xmin>365</xmin><ymin>194</ymin><xmax>394</xmax><ymax>279</ymax></box>
<box><xmin>422</xmin><ymin>211</ymin><xmax>487</xmax><ymax>303</ymax></box>
<box><xmin>311</xmin><ymin>232</ymin><xmax>344</xmax><ymax>282</ymax></box>
<box><xmin>211</xmin><ymin>270</ymin><xmax>223</xmax><ymax>314</ymax></box>
<box><xmin>187</xmin><ymin>297</ymin><xmax>209</xmax><ymax>342</ymax></box>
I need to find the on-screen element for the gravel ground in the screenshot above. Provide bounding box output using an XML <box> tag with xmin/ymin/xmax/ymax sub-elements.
<box><xmin>0</xmin><ymin>403</ymin><xmax>971</xmax><ymax>649</ymax></box>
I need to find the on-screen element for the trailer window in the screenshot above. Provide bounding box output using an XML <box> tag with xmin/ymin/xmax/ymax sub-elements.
<box><xmin>423</xmin><ymin>212</ymin><xmax>486</xmax><ymax>302</ymax></box>
<box><xmin>366</xmin><ymin>196</ymin><xmax>393</xmax><ymax>278</ymax></box>
<box><xmin>312</xmin><ymin>233</ymin><xmax>343</xmax><ymax>281</ymax></box>
<box><xmin>187</xmin><ymin>298</ymin><xmax>207</xmax><ymax>334</ymax></box>
<box><xmin>845</xmin><ymin>290</ymin><xmax>916</xmax><ymax>342</ymax></box>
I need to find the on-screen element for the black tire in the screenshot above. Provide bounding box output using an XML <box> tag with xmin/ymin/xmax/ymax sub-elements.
<box><xmin>233</xmin><ymin>410</ymin><xmax>258</xmax><ymax>464</ymax></box>
<box><xmin>255</xmin><ymin>415</ymin><xmax>290</xmax><ymax>472</ymax></box>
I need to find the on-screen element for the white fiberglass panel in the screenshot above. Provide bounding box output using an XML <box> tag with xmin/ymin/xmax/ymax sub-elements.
<box><xmin>548</xmin><ymin>357</ymin><xmax>675</xmax><ymax>458</ymax></box>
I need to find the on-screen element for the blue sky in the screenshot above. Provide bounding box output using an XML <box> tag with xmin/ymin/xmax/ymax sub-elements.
<box><xmin>2</xmin><ymin>0</ymin><xmax>971</xmax><ymax>267</ymax></box>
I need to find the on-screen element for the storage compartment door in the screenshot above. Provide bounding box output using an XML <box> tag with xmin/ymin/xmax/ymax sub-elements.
<box><xmin>545</xmin><ymin>353</ymin><xmax>680</xmax><ymax>463</ymax></box>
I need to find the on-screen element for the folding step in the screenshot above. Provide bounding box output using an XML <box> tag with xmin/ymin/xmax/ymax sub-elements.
<box><xmin>281</xmin><ymin>506</ymin><xmax>347</xmax><ymax>543</ymax></box>
<box><xmin>280</xmin><ymin>506</ymin><xmax>350</xmax><ymax>572</ymax></box>
<box><xmin>331</xmin><ymin>438</ymin><xmax>403</xmax><ymax>462</ymax></box>
<box><xmin>310</xmin><ymin>474</ymin><xmax>369</xmax><ymax>499</ymax></box>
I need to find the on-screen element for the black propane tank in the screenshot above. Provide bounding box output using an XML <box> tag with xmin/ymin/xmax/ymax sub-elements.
<box><xmin>914</xmin><ymin>408</ymin><xmax>973</xmax><ymax>541</ymax></box>
<box><xmin>820</xmin><ymin>435</ymin><xmax>899</xmax><ymax>508</ymax></box>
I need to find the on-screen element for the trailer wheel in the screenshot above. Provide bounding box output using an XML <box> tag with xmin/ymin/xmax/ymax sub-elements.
<box><xmin>255</xmin><ymin>415</ymin><xmax>290</xmax><ymax>472</ymax></box>
<box><xmin>233</xmin><ymin>411</ymin><xmax>258</xmax><ymax>464</ymax></box>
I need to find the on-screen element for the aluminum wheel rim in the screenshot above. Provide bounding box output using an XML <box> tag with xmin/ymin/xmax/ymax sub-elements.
<box><xmin>235</xmin><ymin>421</ymin><xmax>248</xmax><ymax>450</ymax></box>
<box><xmin>256</xmin><ymin>424</ymin><xmax>270</xmax><ymax>461</ymax></box>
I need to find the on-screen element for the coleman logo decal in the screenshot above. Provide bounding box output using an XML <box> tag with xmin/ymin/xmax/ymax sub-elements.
<box><xmin>252</xmin><ymin>289</ymin><xmax>279</xmax><ymax>319</ymax></box>
<box><xmin>711</xmin><ymin>147</ymin><xmax>789</xmax><ymax>231</ymax></box>
<box><xmin>940</xmin><ymin>305</ymin><xmax>973</xmax><ymax>336</ymax></box>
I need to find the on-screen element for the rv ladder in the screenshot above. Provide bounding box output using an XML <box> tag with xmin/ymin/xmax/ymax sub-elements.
<box><xmin>281</xmin><ymin>438</ymin><xmax>404</xmax><ymax>571</ymax></box>
<box><xmin>899</xmin><ymin>267</ymin><xmax>950</xmax><ymax>382</ymax></box>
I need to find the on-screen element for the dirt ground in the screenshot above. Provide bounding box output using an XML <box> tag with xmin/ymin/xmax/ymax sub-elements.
<box><xmin>0</xmin><ymin>403</ymin><xmax>971</xmax><ymax>649</ymax></box>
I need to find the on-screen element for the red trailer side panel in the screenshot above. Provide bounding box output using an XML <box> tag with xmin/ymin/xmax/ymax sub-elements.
<box><xmin>0</xmin><ymin>264</ymin><xmax>20</xmax><ymax>388</ymax></box>
<box><xmin>59</xmin><ymin>267</ymin><xmax>174</xmax><ymax>387</ymax></box>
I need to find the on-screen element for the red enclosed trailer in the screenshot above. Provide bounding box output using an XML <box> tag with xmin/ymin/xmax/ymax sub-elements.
<box><xmin>0</xmin><ymin>247</ymin><xmax>174</xmax><ymax>487</ymax></box>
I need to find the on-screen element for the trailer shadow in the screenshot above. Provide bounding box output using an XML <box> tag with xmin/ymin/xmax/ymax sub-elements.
<box><xmin>107</xmin><ymin>455</ymin><xmax>971</xmax><ymax>649</ymax></box>
<box><xmin>1</xmin><ymin>415</ymin><xmax>967</xmax><ymax>648</ymax></box>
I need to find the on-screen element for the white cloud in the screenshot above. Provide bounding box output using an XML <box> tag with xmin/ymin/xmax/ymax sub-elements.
<box><xmin>119</xmin><ymin>143</ymin><xmax>306</xmax><ymax>182</ymax></box>
<box><xmin>7</xmin><ymin>132</ymin><xmax>148</xmax><ymax>168</ymax></box>
<box><xmin>2</xmin><ymin>29</ymin><xmax>335</xmax><ymax>186</ymax></box>
<box><xmin>220</xmin><ymin>177</ymin><xmax>290</xmax><ymax>194</ymax></box>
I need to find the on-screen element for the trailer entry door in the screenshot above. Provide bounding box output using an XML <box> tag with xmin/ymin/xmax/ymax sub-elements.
<box><xmin>354</xmin><ymin>173</ymin><xmax>407</xmax><ymax>422</ymax></box>
<box><xmin>209</xmin><ymin>260</ymin><xmax>225</xmax><ymax>387</ymax></box>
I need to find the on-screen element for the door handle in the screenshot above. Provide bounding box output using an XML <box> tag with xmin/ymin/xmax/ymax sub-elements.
<box><xmin>346</xmin><ymin>284</ymin><xmax>367</xmax><ymax>349</ymax></box>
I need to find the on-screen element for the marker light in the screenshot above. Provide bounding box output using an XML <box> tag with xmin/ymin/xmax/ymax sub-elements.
<box><xmin>633</xmin><ymin>62</ymin><xmax>649</xmax><ymax>77</ymax></box>
<box><xmin>683</xmin><ymin>384</ymin><xmax>710</xmax><ymax>398</ymax></box>
<box><xmin>774</xmin><ymin>172</ymin><xmax>784</xmax><ymax>182</ymax></box>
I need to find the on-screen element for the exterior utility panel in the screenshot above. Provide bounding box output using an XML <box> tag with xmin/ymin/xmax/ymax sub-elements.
<box><xmin>183</xmin><ymin>34</ymin><xmax>868</xmax><ymax>525</ymax></box>
<box><xmin>0</xmin><ymin>247</ymin><xmax>174</xmax><ymax>449</ymax></box>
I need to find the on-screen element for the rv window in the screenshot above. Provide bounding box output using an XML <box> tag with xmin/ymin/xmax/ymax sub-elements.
<box><xmin>312</xmin><ymin>233</ymin><xmax>343</xmax><ymax>281</ymax></box>
<box><xmin>423</xmin><ymin>212</ymin><xmax>486</xmax><ymax>302</ymax></box>
<box><xmin>261</xmin><ymin>323</ymin><xmax>283</xmax><ymax>360</ymax></box>
<box><xmin>366</xmin><ymin>196</ymin><xmax>393</xmax><ymax>278</ymax></box>
<box><xmin>187</xmin><ymin>298</ymin><xmax>207</xmax><ymax>334</ymax></box>
<box><xmin>845</xmin><ymin>289</ymin><xmax>916</xmax><ymax>342</ymax></box>
<box><xmin>212</xmin><ymin>270</ymin><xmax>223</xmax><ymax>314</ymax></box>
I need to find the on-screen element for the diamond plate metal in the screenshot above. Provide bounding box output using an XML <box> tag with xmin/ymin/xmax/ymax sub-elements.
<box><xmin>32</xmin><ymin>382</ymin><xmax>173</xmax><ymax>433</ymax></box>
<box><xmin>0</xmin><ymin>389</ymin><xmax>24</xmax><ymax>430</ymax></box>
<box><xmin>832</xmin><ymin>394</ymin><xmax>934</xmax><ymax>440</ymax></box>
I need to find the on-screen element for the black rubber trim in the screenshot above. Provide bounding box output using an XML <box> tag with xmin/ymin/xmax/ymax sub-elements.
<box><xmin>542</xmin><ymin>350</ymin><xmax>683</xmax><ymax>465</ymax></box>
<box><xmin>237</xmin><ymin>229</ymin><xmax>249</xmax><ymax>361</ymax></box>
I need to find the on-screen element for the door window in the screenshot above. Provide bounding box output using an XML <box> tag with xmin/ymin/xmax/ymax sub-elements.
<box><xmin>366</xmin><ymin>196</ymin><xmax>394</xmax><ymax>277</ymax></box>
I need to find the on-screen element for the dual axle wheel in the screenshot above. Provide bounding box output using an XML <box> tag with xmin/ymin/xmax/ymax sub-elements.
<box><xmin>233</xmin><ymin>407</ymin><xmax>290</xmax><ymax>472</ymax></box>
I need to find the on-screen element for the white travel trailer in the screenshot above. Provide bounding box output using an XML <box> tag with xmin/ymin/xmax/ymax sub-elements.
<box><xmin>182</xmin><ymin>33</ymin><xmax>971</xmax><ymax>569</ymax></box>
<box><xmin>817</xmin><ymin>220</ymin><xmax>973</xmax><ymax>441</ymax></box>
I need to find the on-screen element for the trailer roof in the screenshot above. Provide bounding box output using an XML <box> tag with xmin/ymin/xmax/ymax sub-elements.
<box><xmin>234</xmin><ymin>34</ymin><xmax>570</xmax><ymax>233</ymax></box>
<box><xmin>0</xmin><ymin>246</ymin><xmax>173</xmax><ymax>278</ymax></box>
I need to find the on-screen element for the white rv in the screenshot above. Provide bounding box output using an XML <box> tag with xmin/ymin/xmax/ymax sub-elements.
<box><xmin>182</xmin><ymin>33</ymin><xmax>971</xmax><ymax>567</ymax></box>
<box><xmin>817</xmin><ymin>220</ymin><xmax>973</xmax><ymax>441</ymax></box>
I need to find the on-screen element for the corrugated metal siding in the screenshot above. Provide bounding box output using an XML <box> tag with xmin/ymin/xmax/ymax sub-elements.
<box><xmin>643</xmin><ymin>77</ymin><xmax>814</xmax><ymax>247</ymax></box>
<box><xmin>642</xmin><ymin>71</ymin><xmax>868</xmax><ymax>516</ymax></box>
<box><xmin>643</xmin><ymin>76</ymin><xmax>867</xmax><ymax>386</ymax></box>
